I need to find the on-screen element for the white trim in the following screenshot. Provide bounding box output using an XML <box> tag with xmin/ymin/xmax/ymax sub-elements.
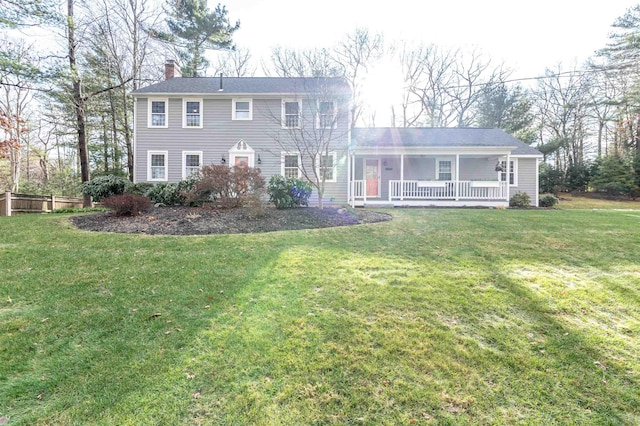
<box><xmin>232</xmin><ymin>98</ymin><xmax>253</xmax><ymax>120</ymax></box>
<box><xmin>281</xmin><ymin>98</ymin><xmax>301</xmax><ymax>128</ymax></box>
<box><xmin>316</xmin><ymin>100</ymin><xmax>337</xmax><ymax>129</ymax></box>
<box><xmin>147</xmin><ymin>150</ymin><xmax>168</xmax><ymax>181</ymax></box>
<box><xmin>281</xmin><ymin>152</ymin><xmax>301</xmax><ymax>178</ymax></box>
<box><xmin>148</xmin><ymin>98</ymin><xmax>168</xmax><ymax>128</ymax></box>
<box><xmin>317</xmin><ymin>151</ymin><xmax>337</xmax><ymax>183</ymax></box>
<box><xmin>182</xmin><ymin>98</ymin><xmax>203</xmax><ymax>128</ymax></box>
<box><xmin>182</xmin><ymin>150</ymin><xmax>203</xmax><ymax>179</ymax></box>
<box><xmin>228</xmin><ymin>139</ymin><xmax>255</xmax><ymax>167</ymax></box>
<box><xmin>535</xmin><ymin>158</ymin><xmax>540</xmax><ymax>207</ymax></box>
<box><xmin>498</xmin><ymin>158</ymin><xmax>518</xmax><ymax>187</ymax></box>
<box><xmin>133</xmin><ymin>97</ymin><xmax>137</xmax><ymax>183</ymax></box>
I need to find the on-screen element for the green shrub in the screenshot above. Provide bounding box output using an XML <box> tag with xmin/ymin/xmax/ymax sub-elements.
<box><xmin>125</xmin><ymin>182</ymin><xmax>154</xmax><ymax>197</ymax></box>
<box><xmin>102</xmin><ymin>194</ymin><xmax>151</xmax><ymax>216</ymax></box>
<box><xmin>267</xmin><ymin>175</ymin><xmax>312</xmax><ymax>209</ymax></box>
<box><xmin>81</xmin><ymin>175</ymin><xmax>131</xmax><ymax>201</ymax></box>
<box><xmin>147</xmin><ymin>176</ymin><xmax>199</xmax><ymax>206</ymax></box>
<box><xmin>509</xmin><ymin>191</ymin><xmax>531</xmax><ymax>208</ymax></box>
<box><xmin>539</xmin><ymin>194</ymin><xmax>558</xmax><ymax>208</ymax></box>
<box><xmin>184</xmin><ymin>165</ymin><xmax>265</xmax><ymax>208</ymax></box>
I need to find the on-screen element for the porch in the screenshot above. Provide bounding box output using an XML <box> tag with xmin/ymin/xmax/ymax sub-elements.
<box><xmin>347</xmin><ymin>150</ymin><xmax>513</xmax><ymax>207</ymax></box>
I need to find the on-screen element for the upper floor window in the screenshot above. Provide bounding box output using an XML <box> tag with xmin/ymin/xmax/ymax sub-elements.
<box><xmin>437</xmin><ymin>160</ymin><xmax>452</xmax><ymax>181</ymax></box>
<box><xmin>282</xmin><ymin>153</ymin><xmax>301</xmax><ymax>178</ymax></box>
<box><xmin>316</xmin><ymin>101</ymin><xmax>336</xmax><ymax>129</ymax></box>
<box><xmin>232</xmin><ymin>98</ymin><xmax>252</xmax><ymax>120</ymax></box>
<box><xmin>183</xmin><ymin>99</ymin><xmax>202</xmax><ymax>128</ymax></box>
<box><xmin>318</xmin><ymin>152</ymin><xmax>337</xmax><ymax>182</ymax></box>
<box><xmin>182</xmin><ymin>151</ymin><xmax>203</xmax><ymax>178</ymax></box>
<box><xmin>282</xmin><ymin>99</ymin><xmax>301</xmax><ymax>128</ymax></box>
<box><xmin>148</xmin><ymin>99</ymin><xmax>168</xmax><ymax>128</ymax></box>
<box><xmin>499</xmin><ymin>159</ymin><xmax>517</xmax><ymax>186</ymax></box>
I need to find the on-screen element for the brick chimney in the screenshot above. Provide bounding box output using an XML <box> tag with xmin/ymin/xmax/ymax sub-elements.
<box><xmin>164</xmin><ymin>59</ymin><xmax>182</xmax><ymax>80</ymax></box>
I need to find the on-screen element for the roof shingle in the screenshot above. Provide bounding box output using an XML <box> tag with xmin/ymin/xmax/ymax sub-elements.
<box><xmin>352</xmin><ymin>127</ymin><xmax>542</xmax><ymax>156</ymax></box>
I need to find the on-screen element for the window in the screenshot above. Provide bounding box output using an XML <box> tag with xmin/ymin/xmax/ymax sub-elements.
<box><xmin>318</xmin><ymin>152</ymin><xmax>337</xmax><ymax>182</ymax></box>
<box><xmin>148</xmin><ymin>151</ymin><xmax>168</xmax><ymax>181</ymax></box>
<box><xmin>282</xmin><ymin>99</ymin><xmax>301</xmax><ymax>128</ymax></box>
<box><xmin>182</xmin><ymin>151</ymin><xmax>203</xmax><ymax>178</ymax></box>
<box><xmin>499</xmin><ymin>159</ymin><xmax>517</xmax><ymax>185</ymax></box>
<box><xmin>316</xmin><ymin>101</ymin><xmax>336</xmax><ymax>129</ymax></box>
<box><xmin>282</xmin><ymin>153</ymin><xmax>301</xmax><ymax>178</ymax></box>
<box><xmin>437</xmin><ymin>160</ymin><xmax>452</xmax><ymax>181</ymax></box>
<box><xmin>148</xmin><ymin>99</ymin><xmax>167</xmax><ymax>128</ymax></box>
<box><xmin>183</xmin><ymin>99</ymin><xmax>202</xmax><ymax>128</ymax></box>
<box><xmin>232</xmin><ymin>98</ymin><xmax>252</xmax><ymax>120</ymax></box>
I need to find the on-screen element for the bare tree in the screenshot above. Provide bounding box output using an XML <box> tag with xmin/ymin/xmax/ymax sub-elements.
<box><xmin>266</xmin><ymin>78</ymin><xmax>351</xmax><ymax>209</ymax></box>
<box><xmin>212</xmin><ymin>47</ymin><xmax>256</xmax><ymax>77</ymax></box>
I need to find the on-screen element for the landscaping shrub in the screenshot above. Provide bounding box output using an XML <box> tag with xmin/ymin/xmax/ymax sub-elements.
<box><xmin>509</xmin><ymin>191</ymin><xmax>531</xmax><ymax>208</ymax></box>
<box><xmin>102</xmin><ymin>194</ymin><xmax>151</xmax><ymax>216</ymax></box>
<box><xmin>125</xmin><ymin>182</ymin><xmax>154</xmax><ymax>197</ymax></box>
<box><xmin>267</xmin><ymin>175</ymin><xmax>313</xmax><ymax>209</ymax></box>
<box><xmin>539</xmin><ymin>194</ymin><xmax>558</xmax><ymax>208</ymax></box>
<box><xmin>184</xmin><ymin>164</ymin><xmax>265</xmax><ymax>208</ymax></box>
<box><xmin>147</xmin><ymin>176</ymin><xmax>199</xmax><ymax>206</ymax></box>
<box><xmin>81</xmin><ymin>175</ymin><xmax>131</xmax><ymax>201</ymax></box>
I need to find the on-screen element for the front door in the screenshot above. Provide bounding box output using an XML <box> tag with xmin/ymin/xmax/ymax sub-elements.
<box><xmin>365</xmin><ymin>159</ymin><xmax>379</xmax><ymax>197</ymax></box>
<box><xmin>234</xmin><ymin>156</ymin><xmax>249</xmax><ymax>166</ymax></box>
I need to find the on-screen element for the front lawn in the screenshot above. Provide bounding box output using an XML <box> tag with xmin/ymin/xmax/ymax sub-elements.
<box><xmin>1</xmin><ymin>209</ymin><xmax>638</xmax><ymax>424</ymax></box>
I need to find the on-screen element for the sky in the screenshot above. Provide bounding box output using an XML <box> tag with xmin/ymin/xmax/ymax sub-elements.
<box><xmin>227</xmin><ymin>0</ymin><xmax>639</xmax><ymax>79</ymax></box>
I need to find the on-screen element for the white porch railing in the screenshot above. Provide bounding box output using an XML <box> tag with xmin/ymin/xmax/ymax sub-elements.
<box><xmin>387</xmin><ymin>180</ymin><xmax>507</xmax><ymax>200</ymax></box>
<box><xmin>351</xmin><ymin>180</ymin><xmax>365</xmax><ymax>199</ymax></box>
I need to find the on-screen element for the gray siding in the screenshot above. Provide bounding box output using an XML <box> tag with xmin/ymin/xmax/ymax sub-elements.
<box><xmin>135</xmin><ymin>95</ymin><xmax>349</xmax><ymax>205</ymax></box>
<box><xmin>511</xmin><ymin>157</ymin><xmax>538</xmax><ymax>203</ymax></box>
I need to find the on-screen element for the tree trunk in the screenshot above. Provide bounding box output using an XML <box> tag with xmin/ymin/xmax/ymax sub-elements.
<box><xmin>67</xmin><ymin>0</ymin><xmax>91</xmax><ymax>207</ymax></box>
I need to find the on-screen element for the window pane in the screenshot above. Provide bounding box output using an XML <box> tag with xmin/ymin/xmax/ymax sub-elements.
<box><xmin>151</xmin><ymin>114</ymin><xmax>165</xmax><ymax>126</ymax></box>
<box><xmin>151</xmin><ymin>154</ymin><xmax>164</xmax><ymax>167</ymax></box>
<box><xmin>285</xmin><ymin>102</ymin><xmax>299</xmax><ymax>114</ymax></box>
<box><xmin>235</xmin><ymin>101</ymin><xmax>250</xmax><ymax>110</ymax></box>
<box><xmin>186</xmin><ymin>155</ymin><xmax>200</xmax><ymax>167</ymax></box>
<box><xmin>186</xmin><ymin>102</ymin><xmax>200</xmax><ymax>113</ymax></box>
<box><xmin>235</xmin><ymin>110</ymin><xmax>250</xmax><ymax>119</ymax></box>
<box><xmin>151</xmin><ymin>101</ymin><xmax>165</xmax><ymax>113</ymax></box>
<box><xmin>186</xmin><ymin>115</ymin><xmax>200</xmax><ymax>127</ymax></box>
<box><xmin>319</xmin><ymin>102</ymin><xmax>333</xmax><ymax>113</ymax></box>
<box><xmin>284</xmin><ymin>155</ymin><xmax>298</xmax><ymax>168</ymax></box>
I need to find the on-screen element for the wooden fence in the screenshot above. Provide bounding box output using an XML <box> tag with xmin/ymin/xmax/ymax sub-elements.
<box><xmin>0</xmin><ymin>191</ymin><xmax>84</xmax><ymax>216</ymax></box>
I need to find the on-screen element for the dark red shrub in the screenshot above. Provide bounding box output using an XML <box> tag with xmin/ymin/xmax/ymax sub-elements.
<box><xmin>102</xmin><ymin>194</ymin><xmax>152</xmax><ymax>216</ymax></box>
<box><xmin>184</xmin><ymin>164</ymin><xmax>265</xmax><ymax>208</ymax></box>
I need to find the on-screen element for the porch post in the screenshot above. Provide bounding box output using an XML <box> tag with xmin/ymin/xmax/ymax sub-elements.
<box><xmin>347</xmin><ymin>151</ymin><xmax>352</xmax><ymax>206</ymax></box>
<box><xmin>400</xmin><ymin>154</ymin><xmax>404</xmax><ymax>201</ymax></box>
<box><xmin>363</xmin><ymin>157</ymin><xmax>367</xmax><ymax>205</ymax></box>
<box><xmin>455</xmin><ymin>154</ymin><xmax>460</xmax><ymax>200</ymax></box>
<box><xmin>505</xmin><ymin>153</ymin><xmax>511</xmax><ymax>203</ymax></box>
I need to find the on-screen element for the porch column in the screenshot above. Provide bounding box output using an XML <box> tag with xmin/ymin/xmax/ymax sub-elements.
<box><xmin>363</xmin><ymin>157</ymin><xmax>367</xmax><ymax>205</ymax></box>
<box><xmin>347</xmin><ymin>152</ymin><xmax>352</xmax><ymax>207</ymax></box>
<box><xmin>505</xmin><ymin>153</ymin><xmax>511</xmax><ymax>202</ymax></box>
<box><xmin>455</xmin><ymin>154</ymin><xmax>460</xmax><ymax>200</ymax></box>
<box><xmin>400</xmin><ymin>154</ymin><xmax>404</xmax><ymax>201</ymax></box>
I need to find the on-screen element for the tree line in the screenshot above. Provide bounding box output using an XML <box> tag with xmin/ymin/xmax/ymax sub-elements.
<box><xmin>1</xmin><ymin>1</ymin><xmax>640</xmax><ymax>199</ymax></box>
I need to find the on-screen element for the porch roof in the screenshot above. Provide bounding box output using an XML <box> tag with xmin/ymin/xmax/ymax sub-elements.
<box><xmin>351</xmin><ymin>128</ymin><xmax>542</xmax><ymax>156</ymax></box>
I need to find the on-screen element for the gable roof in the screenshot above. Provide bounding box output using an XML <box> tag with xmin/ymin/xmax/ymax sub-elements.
<box><xmin>131</xmin><ymin>76</ymin><xmax>351</xmax><ymax>96</ymax></box>
<box><xmin>352</xmin><ymin>127</ymin><xmax>542</xmax><ymax>156</ymax></box>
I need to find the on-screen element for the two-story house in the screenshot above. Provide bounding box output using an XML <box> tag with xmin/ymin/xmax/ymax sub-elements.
<box><xmin>131</xmin><ymin>60</ymin><xmax>352</xmax><ymax>205</ymax></box>
<box><xmin>132</xmin><ymin>61</ymin><xmax>542</xmax><ymax>207</ymax></box>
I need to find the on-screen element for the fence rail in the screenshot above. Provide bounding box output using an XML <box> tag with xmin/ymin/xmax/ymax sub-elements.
<box><xmin>0</xmin><ymin>191</ymin><xmax>84</xmax><ymax>216</ymax></box>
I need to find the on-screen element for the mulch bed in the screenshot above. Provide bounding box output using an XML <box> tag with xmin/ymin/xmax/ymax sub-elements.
<box><xmin>70</xmin><ymin>206</ymin><xmax>392</xmax><ymax>235</ymax></box>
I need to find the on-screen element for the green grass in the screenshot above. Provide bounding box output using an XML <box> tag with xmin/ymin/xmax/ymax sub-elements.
<box><xmin>1</xmin><ymin>208</ymin><xmax>639</xmax><ymax>425</ymax></box>
<box><xmin>557</xmin><ymin>194</ymin><xmax>640</xmax><ymax>210</ymax></box>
